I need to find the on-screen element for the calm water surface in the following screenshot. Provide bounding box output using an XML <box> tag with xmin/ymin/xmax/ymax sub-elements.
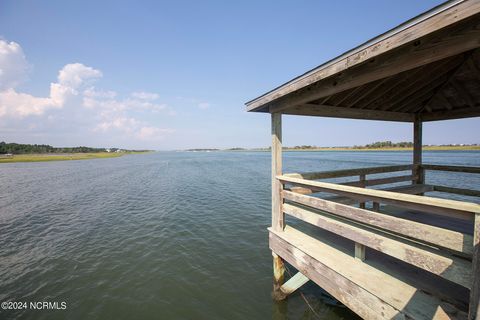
<box><xmin>0</xmin><ymin>151</ymin><xmax>479</xmax><ymax>319</ymax></box>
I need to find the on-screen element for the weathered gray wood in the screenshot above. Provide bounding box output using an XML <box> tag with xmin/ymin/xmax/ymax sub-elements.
<box><xmin>271</xmin><ymin>113</ymin><xmax>283</xmax><ymax>231</ymax></box>
<box><xmin>282</xmin><ymin>103</ymin><xmax>413</xmax><ymax>122</ymax></box>
<box><xmin>272</xmin><ymin>252</ymin><xmax>286</xmax><ymax>300</ymax></box>
<box><xmin>246</xmin><ymin>0</ymin><xmax>480</xmax><ymax>113</ymax></box>
<box><xmin>343</xmin><ymin>174</ymin><xmax>415</xmax><ymax>187</ymax></box>
<box><xmin>422</xmin><ymin>164</ymin><xmax>480</xmax><ymax>174</ymax></box>
<box><xmin>271</xmin><ymin>113</ymin><xmax>285</xmax><ymax>300</ymax></box>
<box><xmin>279</xmin><ymin>175</ymin><xmax>479</xmax><ymax>221</ymax></box>
<box><xmin>280</xmin><ymin>271</ymin><xmax>309</xmax><ymax>295</ymax></box>
<box><xmin>269</xmin><ymin>230</ymin><xmax>403</xmax><ymax>319</ymax></box>
<box><xmin>413</xmin><ymin>116</ymin><xmax>425</xmax><ymax>186</ymax></box>
<box><xmin>285</xmin><ymin>164</ymin><xmax>413</xmax><ymax>180</ymax></box>
<box><xmin>434</xmin><ymin>185</ymin><xmax>480</xmax><ymax>198</ymax></box>
<box><xmin>270</xmin><ymin>226</ymin><xmax>468</xmax><ymax>319</ymax></box>
<box><xmin>283</xmin><ymin>203</ymin><xmax>472</xmax><ymax>288</ymax></box>
<box><xmin>421</xmin><ymin>107</ymin><xmax>480</xmax><ymax>121</ymax></box>
<box><xmin>469</xmin><ymin>213</ymin><xmax>480</xmax><ymax>319</ymax></box>
<box><xmin>373</xmin><ymin>202</ymin><xmax>380</xmax><ymax>212</ymax></box>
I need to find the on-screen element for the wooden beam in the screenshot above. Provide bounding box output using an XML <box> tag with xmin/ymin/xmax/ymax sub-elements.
<box><xmin>280</xmin><ymin>271</ymin><xmax>309</xmax><ymax>295</ymax></box>
<box><xmin>421</xmin><ymin>106</ymin><xmax>480</xmax><ymax>121</ymax></box>
<box><xmin>278</xmin><ymin>175</ymin><xmax>479</xmax><ymax>220</ymax></box>
<box><xmin>469</xmin><ymin>213</ymin><xmax>480</xmax><ymax>319</ymax></box>
<box><xmin>413</xmin><ymin>116</ymin><xmax>424</xmax><ymax>187</ymax></box>
<box><xmin>267</xmin><ymin>22</ymin><xmax>480</xmax><ymax>114</ymax></box>
<box><xmin>271</xmin><ymin>113</ymin><xmax>285</xmax><ymax>300</ymax></box>
<box><xmin>283</xmin><ymin>203</ymin><xmax>472</xmax><ymax>288</ymax></box>
<box><xmin>434</xmin><ymin>185</ymin><xmax>480</xmax><ymax>197</ymax></box>
<box><xmin>422</xmin><ymin>164</ymin><xmax>480</xmax><ymax>174</ymax></box>
<box><xmin>246</xmin><ymin>0</ymin><xmax>480</xmax><ymax>112</ymax></box>
<box><xmin>285</xmin><ymin>164</ymin><xmax>412</xmax><ymax>180</ymax></box>
<box><xmin>271</xmin><ymin>113</ymin><xmax>283</xmax><ymax>231</ymax></box>
<box><xmin>282</xmin><ymin>103</ymin><xmax>414</xmax><ymax>122</ymax></box>
<box><xmin>283</xmin><ymin>190</ymin><xmax>473</xmax><ymax>255</ymax></box>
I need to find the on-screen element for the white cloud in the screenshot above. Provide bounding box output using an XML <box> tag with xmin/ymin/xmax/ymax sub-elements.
<box><xmin>0</xmin><ymin>40</ymin><xmax>29</xmax><ymax>90</ymax></box>
<box><xmin>131</xmin><ymin>91</ymin><xmax>159</xmax><ymax>100</ymax></box>
<box><xmin>0</xmin><ymin>42</ymin><xmax>102</xmax><ymax>118</ymax></box>
<box><xmin>0</xmin><ymin>39</ymin><xmax>175</xmax><ymax>147</ymax></box>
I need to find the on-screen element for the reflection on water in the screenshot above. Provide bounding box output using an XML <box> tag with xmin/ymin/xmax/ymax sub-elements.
<box><xmin>0</xmin><ymin>151</ymin><xmax>478</xmax><ymax>319</ymax></box>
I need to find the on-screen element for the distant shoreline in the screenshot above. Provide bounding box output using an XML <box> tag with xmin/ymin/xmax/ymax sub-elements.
<box><xmin>213</xmin><ymin>145</ymin><xmax>480</xmax><ymax>152</ymax></box>
<box><xmin>0</xmin><ymin>151</ymin><xmax>151</xmax><ymax>163</ymax></box>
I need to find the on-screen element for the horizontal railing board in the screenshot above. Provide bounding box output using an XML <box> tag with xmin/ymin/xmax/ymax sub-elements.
<box><xmin>284</xmin><ymin>164</ymin><xmax>413</xmax><ymax>180</ymax></box>
<box><xmin>288</xmin><ymin>181</ymin><xmax>429</xmax><ymax>198</ymax></box>
<box><xmin>269</xmin><ymin>227</ymin><xmax>468</xmax><ymax>319</ymax></box>
<box><xmin>433</xmin><ymin>185</ymin><xmax>480</xmax><ymax>198</ymax></box>
<box><xmin>422</xmin><ymin>164</ymin><xmax>480</xmax><ymax>174</ymax></box>
<box><xmin>343</xmin><ymin>174</ymin><xmax>415</xmax><ymax>187</ymax></box>
<box><xmin>283</xmin><ymin>190</ymin><xmax>473</xmax><ymax>255</ymax></box>
<box><xmin>283</xmin><ymin>203</ymin><xmax>472</xmax><ymax>288</ymax></box>
<box><xmin>278</xmin><ymin>175</ymin><xmax>479</xmax><ymax>220</ymax></box>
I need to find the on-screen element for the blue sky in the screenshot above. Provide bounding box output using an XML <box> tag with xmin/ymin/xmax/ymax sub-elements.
<box><xmin>0</xmin><ymin>0</ymin><xmax>478</xmax><ymax>150</ymax></box>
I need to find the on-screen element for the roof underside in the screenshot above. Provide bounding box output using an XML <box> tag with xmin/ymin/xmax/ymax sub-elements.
<box><xmin>246</xmin><ymin>0</ymin><xmax>480</xmax><ymax>122</ymax></box>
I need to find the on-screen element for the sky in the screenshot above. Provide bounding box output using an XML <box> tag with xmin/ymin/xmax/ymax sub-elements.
<box><xmin>0</xmin><ymin>0</ymin><xmax>478</xmax><ymax>150</ymax></box>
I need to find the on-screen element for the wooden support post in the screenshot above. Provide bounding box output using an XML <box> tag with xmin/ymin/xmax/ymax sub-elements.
<box><xmin>359</xmin><ymin>174</ymin><xmax>366</xmax><ymax>209</ymax></box>
<box><xmin>469</xmin><ymin>213</ymin><xmax>480</xmax><ymax>319</ymax></box>
<box><xmin>373</xmin><ymin>202</ymin><xmax>380</xmax><ymax>212</ymax></box>
<box><xmin>355</xmin><ymin>243</ymin><xmax>366</xmax><ymax>261</ymax></box>
<box><xmin>413</xmin><ymin>116</ymin><xmax>425</xmax><ymax>190</ymax></box>
<box><xmin>272</xmin><ymin>252</ymin><xmax>287</xmax><ymax>300</ymax></box>
<box><xmin>271</xmin><ymin>112</ymin><xmax>283</xmax><ymax>231</ymax></box>
<box><xmin>271</xmin><ymin>113</ymin><xmax>285</xmax><ymax>300</ymax></box>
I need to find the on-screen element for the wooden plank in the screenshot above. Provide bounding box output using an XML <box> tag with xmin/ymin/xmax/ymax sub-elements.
<box><xmin>422</xmin><ymin>164</ymin><xmax>480</xmax><ymax>174</ymax></box>
<box><xmin>342</xmin><ymin>174</ymin><xmax>415</xmax><ymax>187</ymax></box>
<box><xmin>434</xmin><ymin>185</ymin><xmax>480</xmax><ymax>197</ymax></box>
<box><xmin>469</xmin><ymin>213</ymin><xmax>480</xmax><ymax>319</ymax></box>
<box><xmin>278</xmin><ymin>175</ymin><xmax>479</xmax><ymax>220</ymax></box>
<box><xmin>269</xmin><ymin>233</ymin><xmax>403</xmax><ymax>320</ymax></box>
<box><xmin>283</xmin><ymin>203</ymin><xmax>472</xmax><ymax>288</ymax></box>
<box><xmin>282</xmin><ymin>103</ymin><xmax>414</xmax><ymax>122</ymax></box>
<box><xmin>280</xmin><ymin>271</ymin><xmax>309</xmax><ymax>295</ymax></box>
<box><xmin>284</xmin><ymin>164</ymin><xmax>413</xmax><ymax>180</ymax></box>
<box><xmin>271</xmin><ymin>113</ymin><xmax>283</xmax><ymax>231</ymax></box>
<box><xmin>291</xmin><ymin>183</ymin><xmax>433</xmax><ymax>201</ymax></box>
<box><xmin>270</xmin><ymin>227</ymin><xmax>468</xmax><ymax>319</ymax></box>
<box><xmin>246</xmin><ymin>0</ymin><xmax>480</xmax><ymax>112</ymax></box>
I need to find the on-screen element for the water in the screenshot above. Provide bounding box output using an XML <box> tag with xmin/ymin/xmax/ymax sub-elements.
<box><xmin>0</xmin><ymin>151</ymin><xmax>478</xmax><ymax>320</ymax></box>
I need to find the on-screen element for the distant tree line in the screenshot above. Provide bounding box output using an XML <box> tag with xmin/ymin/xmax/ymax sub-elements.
<box><xmin>1</xmin><ymin>142</ymin><xmax>116</xmax><ymax>154</ymax></box>
<box><xmin>354</xmin><ymin>141</ymin><xmax>413</xmax><ymax>149</ymax></box>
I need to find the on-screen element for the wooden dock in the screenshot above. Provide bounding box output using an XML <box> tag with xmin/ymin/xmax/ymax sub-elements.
<box><xmin>245</xmin><ymin>1</ymin><xmax>480</xmax><ymax>318</ymax></box>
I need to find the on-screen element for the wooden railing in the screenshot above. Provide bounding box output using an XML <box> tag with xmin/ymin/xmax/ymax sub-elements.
<box><xmin>277</xmin><ymin>164</ymin><xmax>480</xmax><ymax>316</ymax></box>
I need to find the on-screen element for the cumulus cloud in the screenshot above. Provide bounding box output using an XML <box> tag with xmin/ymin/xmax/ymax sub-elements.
<box><xmin>0</xmin><ymin>40</ymin><xmax>29</xmax><ymax>90</ymax></box>
<box><xmin>0</xmin><ymin>42</ymin><xmax>102</xmax><ymax>118</ymax></box>
<box><xmin>0</xmin><ymin>39</ymin><xmax>174</xmax><ymax>146</ymax></box>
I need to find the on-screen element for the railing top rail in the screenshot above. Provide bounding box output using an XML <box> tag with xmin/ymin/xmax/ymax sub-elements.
<box><xmin>278</xmin><ymin>175</ymin><xmax>480</xmax><ymax>216</ymax></box>
<box><xmin>422</xmin><ymin>164</ymin><xmax>480</xmax><ymax>174</ymax></box>
<box><xmin>284</xmin><ymin>164</ymin><xmax>413</xmax><ymax>180</ymax></box>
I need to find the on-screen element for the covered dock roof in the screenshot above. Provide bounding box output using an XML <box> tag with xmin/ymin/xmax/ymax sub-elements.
<box><xmin>246</xmin><ymin>0</ymin><xmax>480</xmax><ymax>122</ymax></box>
